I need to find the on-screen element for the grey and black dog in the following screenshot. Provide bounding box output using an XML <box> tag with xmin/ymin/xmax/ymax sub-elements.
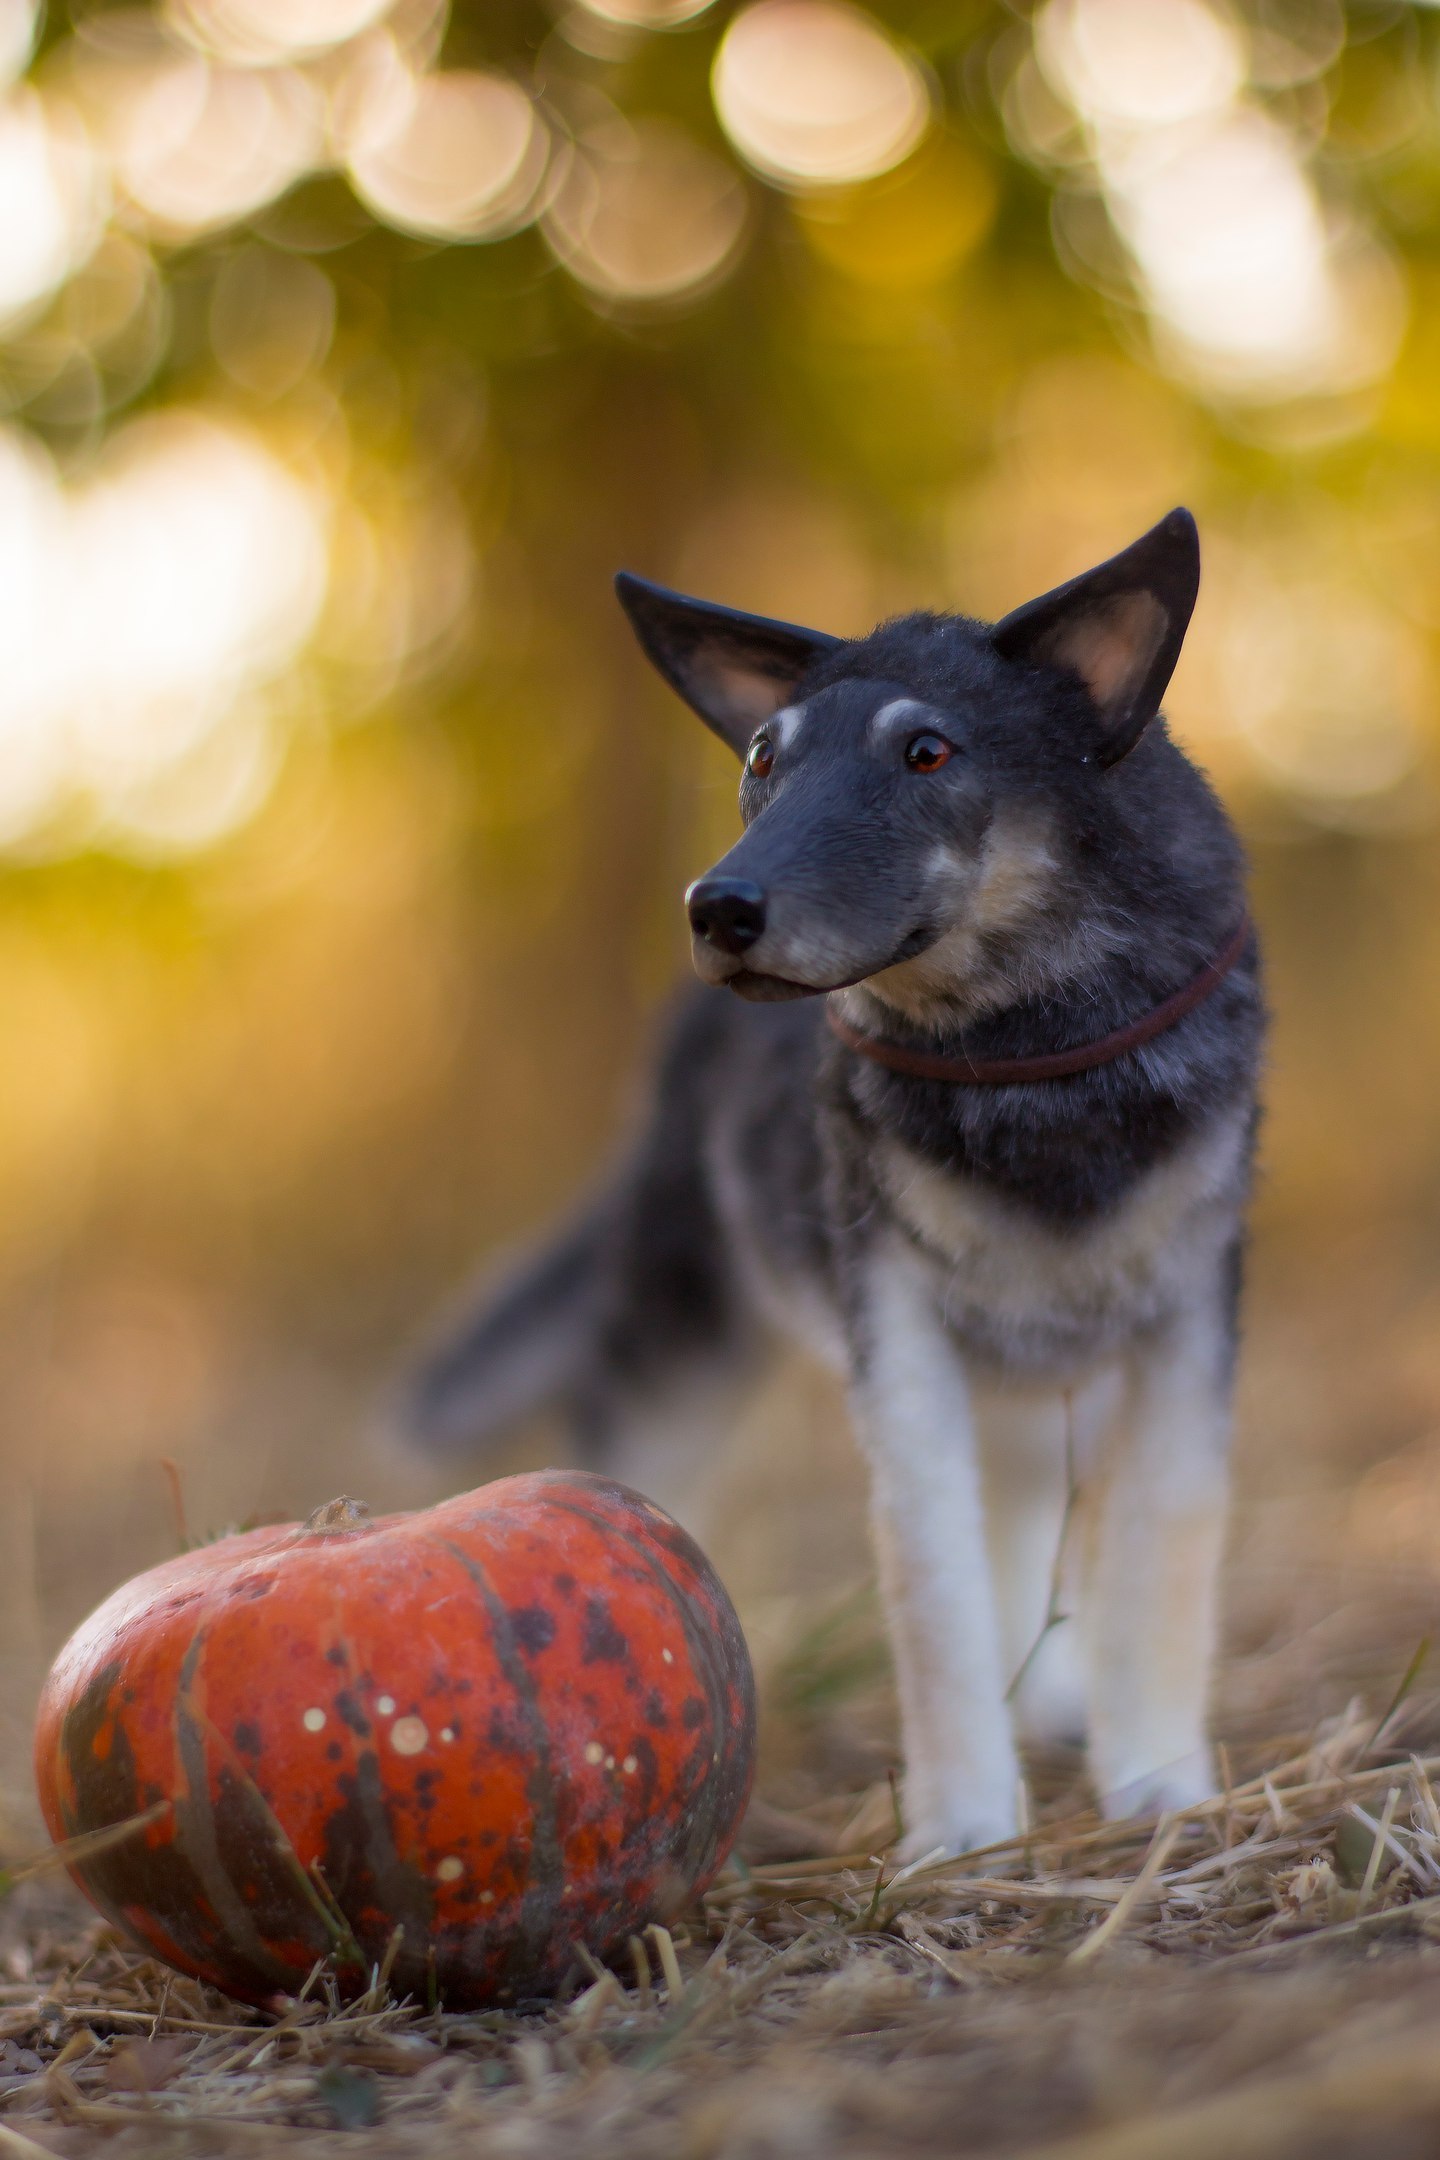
<box><xmin>404</xmin><ymin>509</ymin><xmax>1265</xmax><ymax>1857</ymax></box>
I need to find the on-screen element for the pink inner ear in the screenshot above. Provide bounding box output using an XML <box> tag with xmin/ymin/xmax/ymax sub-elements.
<box><xmin>695</xmin><ymin>656</ymin><xmax>794</xmax><ymax>727</ymax></box>
<box><xmin>1042</xmin><ymin>590</ymin><xmax>1167</xmax><ymax>714</ymax></box>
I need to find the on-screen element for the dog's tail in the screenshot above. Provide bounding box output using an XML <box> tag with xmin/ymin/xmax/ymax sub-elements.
<box><xmin>398</xmin><ymin>998</ymin><xmax>760</xmax><ymax>1467</ymax></box>
<box><xmin>402</xmin><ymin>1196</ymin><xmax>620</xmax><ymax>1457</ymax></box>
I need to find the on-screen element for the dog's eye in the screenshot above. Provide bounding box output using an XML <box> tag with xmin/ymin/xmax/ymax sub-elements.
<box><xmin>746</xmin><ymin>737</ymin><xmax>775</xmax><ymax>779</ymax></box>
<box><xmin>904</xmin><ymin>731</ymin><xmax>952</xmax><ymax>773</ymax></box>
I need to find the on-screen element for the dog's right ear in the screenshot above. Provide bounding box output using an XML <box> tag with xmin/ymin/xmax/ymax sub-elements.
<box><xmin>990</xmin><ymin>509</ymin><xmax>1200</xmax><ymax>768</ymax></box>
<box><xmin>615</xmin><ymin>571</ymin><xmax>841</xmax><ymax>756</ymax></box>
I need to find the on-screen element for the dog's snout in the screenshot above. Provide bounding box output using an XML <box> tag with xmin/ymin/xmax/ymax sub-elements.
<box><xmin>687</xmin><ymin>876</ymin><xmax>766</xmax><ymax>955</ymax></box>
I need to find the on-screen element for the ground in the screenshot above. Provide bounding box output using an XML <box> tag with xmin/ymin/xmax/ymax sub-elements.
<box><xmin>3</xmin><ymin>1225</ymin><xmax>1440</xmax><ymax>2155</ymax></box>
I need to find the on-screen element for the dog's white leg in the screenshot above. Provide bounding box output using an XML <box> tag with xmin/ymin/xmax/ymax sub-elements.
<box><xmin>975</xmin><ymin>1368</ymin><xmax>1119</xmax><ymax>1747</ymax></box>
<box><xmin>852</xmin><ymin>1240</ymin><xmax>1019</xmax><ymax>1858</ymax></box>
<box><xmin>1080</xmin><ymin>1303</ymin><xmax>1232</xmax><ymax>1818</ymax></box>
<box><xmin>972</xmin><ymin>1377</ymin><xmax>1075</xmax><ymax>1743</ymax></box>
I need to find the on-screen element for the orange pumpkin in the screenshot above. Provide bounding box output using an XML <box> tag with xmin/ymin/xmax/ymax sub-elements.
<box><xmin>34</xmin><ymin>1472</ymin><xmax>755</xmax><ymax>2009</ymax></box>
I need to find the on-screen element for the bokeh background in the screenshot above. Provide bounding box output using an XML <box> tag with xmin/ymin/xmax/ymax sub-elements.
<box><xmin>4</xmin><ymin>0</ymin><xmax>1440</xmax><ymax>1834</ymax></box>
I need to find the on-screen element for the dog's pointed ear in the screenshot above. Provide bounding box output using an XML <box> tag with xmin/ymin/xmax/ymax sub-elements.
<box><xmin>615</xmin><ymin>571</ymin><xmax>841</xmax><ymax>756</ymax></box>
<box><xmin>990</xmin><ymin>509</ymin><xmax>1200</xmax><ymax>768</ymax></box>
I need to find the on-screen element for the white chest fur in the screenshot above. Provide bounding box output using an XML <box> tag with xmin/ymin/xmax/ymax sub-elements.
<box><xmin>876</xmin><ymin>1108</ymin><xmax>1249</xmax><ymax>1372</ymax></box>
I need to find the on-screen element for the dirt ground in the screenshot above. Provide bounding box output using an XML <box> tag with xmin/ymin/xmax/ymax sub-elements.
<box><xmin>4</xmin><ymin>1218</ymin><xmax>1440</xmax><ymax>2156</ymax></box>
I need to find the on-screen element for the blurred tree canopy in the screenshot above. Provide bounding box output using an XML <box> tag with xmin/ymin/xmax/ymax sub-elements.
<box><xmin>2</xmin><ymin>0</ymin><xmax>1440</xmax><ymax>1435</ymax></box>
<box><xmin>5</xmin><ymin>0</ymin><xmax>1440</xmax><ymax>864</ymax></box>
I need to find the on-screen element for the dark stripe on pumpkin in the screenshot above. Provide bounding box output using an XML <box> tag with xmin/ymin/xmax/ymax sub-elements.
<box><xmin>538</xmin><ymin>1495</ymin><xmax>739</xmax><ymax>1748</ymax></box>
<box><xmin>56</xmin><ymin>1661</ymin><xmax>218</xmax><ymax>1968</ymax></box>
<box><xmin>536</xmin><ymin>1498</ymin><xmax>755</xmax><ymax>1878</ymax></box>
<box><xmin>439</xmin><ymin>1538</ymin><xmax>565</xmax><ymax>1994</ymax></box>
<box><xmin>194</xmin><ymin>1720</ymin><xmax>364</xmax><ymax>1973</ymax></box>
<box><xmin>172</xmin><ymin>1626</ymin><xmax>299</xmax><ymax>1993</ymax></box>
<box><xmin>55</xmin><ymin>1657</ymin><xmax>127</xmax><ymax>1840</ymax></box>
<box><xmin>311</xmin><ymin>1621</ymin><xmax>435</xmax><ymax>1995</ymax></box>
<box><xmin>316</xmin><ymin>1745</ymin><xmax>437</xmax><ymax>1994</ymax></box>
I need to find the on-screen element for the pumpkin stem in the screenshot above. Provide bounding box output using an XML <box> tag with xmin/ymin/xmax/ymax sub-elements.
<box><xmin>303</xmin><ymin>1495</ymin><xmax>372</xmax><ymax>1535</ymax></box>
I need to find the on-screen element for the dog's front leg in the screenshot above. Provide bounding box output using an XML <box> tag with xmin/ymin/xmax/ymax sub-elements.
<box><xmin>852</xmin><ymin>1239</ymin><xmax>1019</xmax><ymax>1859</ymax></box>
<box><xmin>1082</xmin><ymin>1298</ymin><xmax>1233</xmax><ymax>1818</ymax></box>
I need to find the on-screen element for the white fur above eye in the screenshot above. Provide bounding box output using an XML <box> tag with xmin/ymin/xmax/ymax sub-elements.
<box><xmin>870</xmin><ymin>697</ymin><xmax>931</xmax><ymax>734</ymax></box>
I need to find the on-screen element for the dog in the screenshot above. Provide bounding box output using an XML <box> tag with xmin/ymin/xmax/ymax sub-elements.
<box><xmin>403</xmin><ymin>509</ymin><xmax>1265</xmax><ymax>1858</ymax></box>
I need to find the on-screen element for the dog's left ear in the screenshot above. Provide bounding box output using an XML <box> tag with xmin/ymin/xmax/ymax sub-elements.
<box><xmin>615</xmin><ymin>571</ymin><xmax>841</xmax><ymax>756</ymax></box>
<box><xmin>990</xmin><ymin>508</ymin><xmax>1200</xmax><ymax>768</ymax></box>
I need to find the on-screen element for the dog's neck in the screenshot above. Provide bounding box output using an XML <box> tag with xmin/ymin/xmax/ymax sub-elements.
<box><xmin>835</xmin><ymin>811</ymin><xmax>1080</xmax><ymax>1034</ymax></box>
<box><xmin>829</xmin><ymin>915</ymin><xmax>1251</xmax><ymax>1085</ymax></box>
<box><xmin>833</xmin><ymin>827</ymin><xmax>1243</xmax><ymax>1054</ymax></box>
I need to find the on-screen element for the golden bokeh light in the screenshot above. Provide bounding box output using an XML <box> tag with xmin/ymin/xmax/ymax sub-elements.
<box><xmin>0</xmin><ymin>413</ymin><xmax>327</xmax><ymax>853</ymax></box>
<box><xmin>325</xmin><ymin>26</ymin><xmax>413</xmax><ymax>157</ymax></box>
<box><xmin>543</xmin><ymin>117</ymin><xmax>747</xmax><ymax>303</ymax></box>
<box><xmin>346</xmin><ymin>66</ymin><xmax>546</xmax><ymax>241</ymax></box>
<box><xmin>1216</xmin><ymin>559</ymin><xmax>1431</xmax><ymax>818</ymax></box>
<box><xmin>1029</xmin><ymin>0</ymin><xmax>1402</xmax><ymax>403</ymax></box>
<box><xmin>1247</xmin><ymin>1</ymin><xmax>1345</xmax><ymax>90</ymax></box>
<box><xmin>0</xmin><ymin>0</ymin><xmax>36</xmax><ymax>89</ymax></box>
<box><xmin>572</xmin><ymin>0</ymin><xmax>716</xmax><ymax>24</ymax></box>
<box><xmin>713</xmin><ymin>0</ymin><xmax>929</xmax><ymax>189</ymax></box>
<box><xmin>64</xmin><ymin>18</ymin><xmax>322</xmax><ymax>239</ymax></box>
<box><xmin>113</xmin><ymin>60</ymin><xmax>320</xmax><ymax>237</ymax></box>
<box><xmin>209</xmin><ymin>244</ymin><xmax>335</xmax><ymax>399</ymax></box>
<box><xmin>1036</xmin><ymin>0</ymin><xmax>1243</xmax><ymax>129</ymax></box>
<box><xmin>797</xmin><ymin>135</ymin><xmax>997</xmax><ymax>289</ymax></box>
<box><xmin>54</xmin><ymin>230</ymin><xmax>159</xmax><ymax>354</ymax></box>
<box><xmin>0</xmin><ymin>430</ymin><xmax>70</xmax><ymax>840</ymax></box>
<box><xmin>317</xmin><ymin>443</ymin><xmax>474</xmax><ymax>704</ymax></box>
<box><xmin>168</xmin><ymin>0</ymin><xmax>396</xmax><ymax>67</ymax></box>
<box><xmin>0</xmin><ymin>90</ymin><xmax>106</xmax><ymax>331</ymax></box>
<box><xmin>946</xmin><ymin>354</ymin><xmax>1202</xmax><ymax>638</ymax></box>
<box><xmin>73</xmin><ymin>412</ymin><xmax>324</xmax><ymax>747</ymax></box>
<box><xmin>1107</xmin><ymin>113</ymin><xmax>1379</xmax><ymax>395</ymax></box>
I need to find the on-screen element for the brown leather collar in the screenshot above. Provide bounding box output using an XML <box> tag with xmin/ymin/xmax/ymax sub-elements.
<box><xmin>826</xmin><ymin>914</ymin><xmax>1252</xmax><ymax>1086</ymax></box>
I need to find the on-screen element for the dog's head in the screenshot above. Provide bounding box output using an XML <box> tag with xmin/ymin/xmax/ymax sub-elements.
<box><xmin>616</xmin><ymin>510</ymin><xmax>1199</xmax><ymax>1015</ymax></box>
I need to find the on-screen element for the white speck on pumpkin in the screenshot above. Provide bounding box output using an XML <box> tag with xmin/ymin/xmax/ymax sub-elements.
<box><xmin>436</xmin><ymin>1856</ymin><xmax>464</xmax><ymax>1882</ymax></box>
<box><xmin>376</xmin><ymin>1695</ymin><xmax>396</xmax><ymax>1716</ymax></box>
<box><xmin>440</xmin><ymin>1727</ymin><xmax>455</xmax><ymax>1743</ymax></box>
<box><xmin>584</xmin><ymin>1741</ymin><xmax>604</xmax><ymax>1765</ymax></box>
<box><xmin>303</xmin><ymin>1708</ymin><xmax>326</xmax><ymax>1733</ymax></box>
<box><xmin>604</xmin><ymin>1755</ymin><xmax>615</xmax><ymax>1770</ymax></box>
<box><xmin>390</xmin><ymin>1716</ymin><xmax>428</xmax><ymax>1755</ymax></box>
<box><xmin>622</xmin><ymin>1755</ymin><xmax>637</xmax><ymax>1775</ymax></box>
<box><xmin>480</xmin><ymin>1890</ymin><xmax>494</xmax><ymax>1905</ymax></box>
<box><xmin>661</xmin><ymin>1649</ymin><xmax>674</xmax><ymax>1664</ymax></box>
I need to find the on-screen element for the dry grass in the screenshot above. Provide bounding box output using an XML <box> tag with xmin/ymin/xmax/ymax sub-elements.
<box><xmin>8</xmin><ymin>1698</ymin><xmax>1440</xmax><ymax>2157</ymax></box>
<box><xmin>3</xmin><ymin>1237</ymin><xmax>1440</xmax><ymax>2154</ymax></box>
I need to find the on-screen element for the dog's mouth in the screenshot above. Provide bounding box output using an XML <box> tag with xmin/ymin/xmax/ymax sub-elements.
<box><xmin>708</xmin><ymin>924</ymin><xmax>939</xmax><ymax>1004</ymax></box>
<box><xmin>725</xmin><ymin>971</ymin><xmax>825</xmax><ymax>1003</ymax></box>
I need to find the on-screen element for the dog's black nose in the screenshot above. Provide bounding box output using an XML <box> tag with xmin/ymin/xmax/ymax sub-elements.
<box><xmin>687</xmin><ymin>876</ymin><xmax>766</xmax><ymax>954</ymax></box>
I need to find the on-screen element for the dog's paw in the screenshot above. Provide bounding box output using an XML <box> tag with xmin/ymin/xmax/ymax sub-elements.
<box><xmin>1101</xmin><ymin>1749</ymin><xmax>1216</xmax><ymax>1822</ymax></box>
<box><xmin>896</xmin><ymin>1798</ymin><xmax>1020</xmax><ymax>1865</ymax></box>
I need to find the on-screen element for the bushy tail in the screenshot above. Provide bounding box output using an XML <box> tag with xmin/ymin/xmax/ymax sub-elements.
<box><xmin>400</xmin><ymin>995</ymin><xmax>761</xmax><ymax>1464</ymax></box>
<box><xmin>402</xmin><ymin>1197</ymin><xmax>620</xmax><ymax>1456</ymax></box>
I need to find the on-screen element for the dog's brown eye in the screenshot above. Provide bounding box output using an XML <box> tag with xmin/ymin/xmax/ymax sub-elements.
<box><xmin>747</xmin><ymin>737</ymin><xmax>774</xmax><ymax>779</ymax></box>
<box><xmin>904</xmin><ymin>731</ymin><xmax>952</xmax><ymax>773</ymax></box>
